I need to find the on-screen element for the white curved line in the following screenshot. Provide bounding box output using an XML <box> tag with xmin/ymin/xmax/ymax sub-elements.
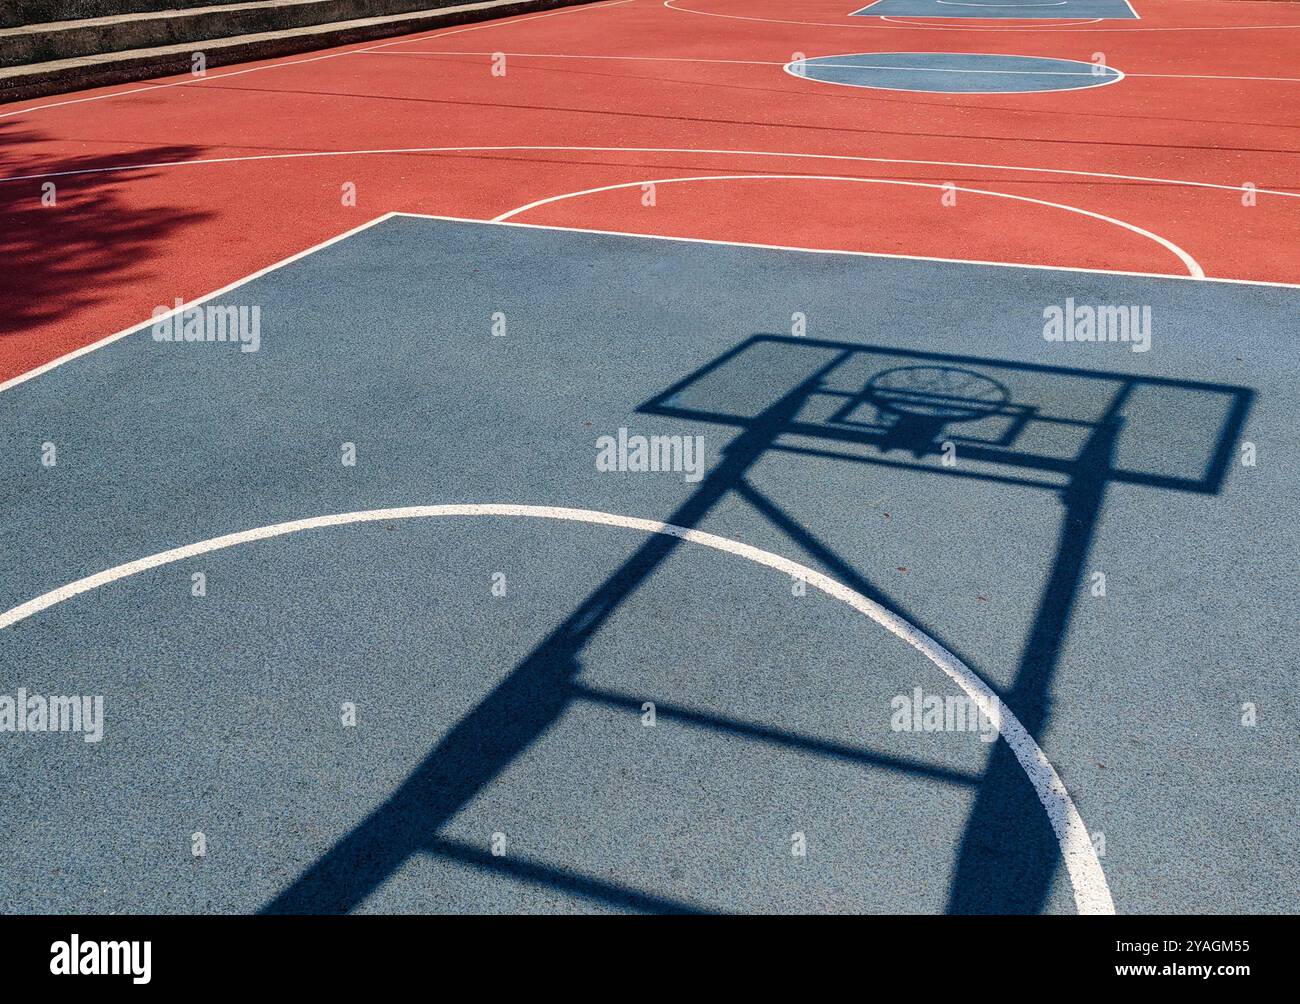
<box><xmin>665</xmin><ymin>0</ymin><xmax>1300</xmax><ymax>32</ymax></box>
<box><xmin>937</xmin><ymin>2</ymin><xmax>1067</xmax><ymax>6</ymax></box>
<box><xmin>785</xmin><ymin>51</ymin><xmax>1125</xmax><ymax>95</ymax></box>
<box><xmin>0</xmin><ymin>502</ymin><xmax>1116</xmax><ymax>914</ymax></box>
<box><xmin>883</xmin><ymin>15</ymin><xmax>1102</xmax><ymax>27</ymax></box>
<box><xmin>2</xmin><ymin>143</ymin><xmax>1295</xmax><ymax>204</ymax></box>
<box><xmin>792</xmin><ymin>61</ymin><xmax>1115</xmax><ymax>76</ymax></box>
<box><xmin>4</xmin><ymin>206</ymin><xmax>1290</xmax><ymax>400</ymax></box>
<box><xmin>364</xmin><ymin>49</ymin><xmax>1300</xmax><ymax>83</ymax></box>
<box><xmin>491</xmin><ymin>172</ymin><xmax>1204</xmax><ymax>277</ymax></box>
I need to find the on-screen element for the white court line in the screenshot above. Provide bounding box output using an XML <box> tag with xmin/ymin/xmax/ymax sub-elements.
<box><xmin>664</xmin><ymin>0</ymin><xmax>1300</xmax><ymax>31</ymax></box>
<box><xmin>0</xmin><ymin>211</ymin><xmax>400</xmax><ymax>395</ymax></box>
<box><xmin>384</xmin><ymin>49</ymin><xmax>1119</xmax><ymax>75</ymax></box>
<box><xmin>399</xmin><ymin>210</ymin><xmax>1300</xmax><ymax>287</ymax></box>
<box><xmin>360</xmin><ymin>48</ymin><xmax>1300</xmax><ymax>83</ymax></box>
<box><xmin>908</xmin><ymin>0</ymin><xmax>1139</xmax><ymax>18</ymax></box>
<box><xmin>793</xmin><ymin>63</ymin><xmax>1103</xmax><ymax>78</ymax></box>
<box><xmin>357</xmin><ymin>48</ymin><xmax>786</xmax><ymax>66</ymax></box>
<box><xmin>0</xmin><ymin>501</ymin><xmax>1116</xmax><ymax>915</ymax></box>
<box><xmin>0</xmin><ymin>0</ymin><xmax>634</xmax><ymax>122</ymax></box>
<box><xmin>7</xmin><ymin>207</ymin><xmax>1297</xmax><ymax>402</ymax></box>
<box><xmin>785</xmin><ymin>51</ymin><xmax>1123</xmax><ymax>94</ymax></box>
<box><xmin>1128</xmin><ymin>70</ymin><xmax>1300</xmax><ymax>83</ymax></box>
<box><xmin>491</xmin><ymin>172</ymin><xmax>1204</xmax><ymax>277</ymax></box>
<box><xmin>4</xmin><ymin>143</ymin><xmax>1297</xmax><ymax>203</ymax></box>
<box><xmin>883</xmin><ymin>15</ymin><xmax>1103</xmax><ymax>27</ymax></box>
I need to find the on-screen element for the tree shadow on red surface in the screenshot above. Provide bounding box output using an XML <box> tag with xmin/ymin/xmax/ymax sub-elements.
<box><xmin>0</xmin><ymin>121</ymin><xmax>213</xmax><ymax>339</ymax></box>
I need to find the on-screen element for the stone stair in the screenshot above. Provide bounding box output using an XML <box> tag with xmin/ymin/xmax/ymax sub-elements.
<box><xmin>0</xmin><ymin>0</ymin><xmax>594</xmax><ymax>103</ymax></box>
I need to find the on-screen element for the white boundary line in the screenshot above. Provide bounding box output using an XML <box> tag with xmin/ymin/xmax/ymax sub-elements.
<box><xmin>0</xmin><ymin>0</ymin><xmax>635</xmax><ymax>122</ymax></box>
<box><xmin>490</xmin><ymin>172</ymin><xmax>1203</xmax><ymax>277</ymax></box>
<box><xmin>664</xmin><ymin>0</ymin><xmax>1300</xmax><ymax>31</ymax></box>
<box><xmin>794</xmin><ymin>58</ymin><xmax>1110</xmax><ymax>76</ymax></box>
<box><xmin>8</xmin><ymin>208</ymin><xmax>1294</xmax><ymax>400</ymax></box>
<box><xmin>399</xmin><ymin>210</ymin><xmax>1300</xmax><ymax>287</ymax></box>
<box><xmin>357</xmin><ymin>48</ymin><xmax>1300</xmax><ymax>83</ymax></box>
<box><xmin>358</xmin><ymin>48</ymin><xmax>785</xmax><ymax>66</ymax></box>
<box><xmin>1128</xmin><ymin>70</ymin><xmax>1300</xmax><ymax>83</ymax></box>
<box><xmin>782</xmin><ymin>51</ymin><xmax>1126</xmax><ymax>95</ymax></box>
<box><xmin>882</xmin><ymin>15</ymin><xmax>1103</xmax><ymax>27</ymax></box>
<box><xmin>4</xmin><ymin>143</ymin><xmax>1297</xmax><ymax>202</ymax></box>
<box><xmin>0</xmin><ymin>211</ymin><xmax>400</xmax><ymax>395</ymax></box>
<box><xmin>909</xmin><ymin>0</ymin><xmax>1140</xmax><ymax>14</ymax></box>
<box><xmin>0</xmin><ymin>501</ymin><xmax>1117</xmax><ymax>915</ymax></box>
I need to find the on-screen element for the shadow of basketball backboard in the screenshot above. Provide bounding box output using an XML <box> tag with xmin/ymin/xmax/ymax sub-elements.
<box><xmin>641</xmin><ymin>334</ymin><xmax>1249</xmax><ymax>497</ymax></box>
<box><xmin>639</xmin><ymin>333</ymin><xmax>1251</xmax><ymax>912</ymax></box>
<box><xmin>264</xmin><ymin>330</ymin><xmax>1252</xmax><ymax>916</ymax></box>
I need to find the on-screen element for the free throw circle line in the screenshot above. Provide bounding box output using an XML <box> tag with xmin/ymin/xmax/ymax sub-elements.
<box><xmin>0</xmin><ymin>502</ymin><xmax>1115</xmax><ymax>914</ymax></box>
<box><xmin>492</xmin><ymin>172</ymin><xmax>1204</xmax><ymax>278</ymax></box>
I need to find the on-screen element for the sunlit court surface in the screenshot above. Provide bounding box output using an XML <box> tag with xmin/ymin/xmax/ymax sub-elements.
<box><xmin>0</xmin><ymin>0</ymin><xmax>1297</xmax><ymax>926</ymax></box>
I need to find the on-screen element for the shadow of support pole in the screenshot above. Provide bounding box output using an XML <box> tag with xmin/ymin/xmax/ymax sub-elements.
<box><xmin>947</xmin><ymin>414</ymin><xmax>1123</xmax><ymax>914</ymax></box>
<box><xmin>260</xmin><ymin>358</ymin><xmax>845</xmax><ymax>914</ymax></box>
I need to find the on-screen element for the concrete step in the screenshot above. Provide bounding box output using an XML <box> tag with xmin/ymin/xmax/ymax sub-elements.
<box><xmin>0</xmin><ymin>0</ymin><xmax>594</xmax><ymax>102</ymax></box>
<box><xmin>0</xmin><ymin>0</ymin><xmax>486</xmax><ymax>66</ymax></box>
<box><xmin>3</xmin><ymin>3</ymin><xmax>236</xmax><ymax>31</ymax></box>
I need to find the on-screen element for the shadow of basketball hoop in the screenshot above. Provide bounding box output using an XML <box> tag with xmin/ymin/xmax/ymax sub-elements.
<box><xmin>833</xmin><ymin>365</ymin><xmax>1022</xmax><ymax>458</ymax></box>
<box><xmin>637</xmin><ymin>332</ymin><xmax>1252</xmax><ymax>913</ymax></box>
<box><xmin>261</xmin><ymin>331</ymin><xmax>1251</xmax><ymax>917</ymax></box>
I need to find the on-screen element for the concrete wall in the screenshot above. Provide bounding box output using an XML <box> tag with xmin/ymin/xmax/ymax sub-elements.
<box><xmin>0</xmin><ymin>0</ymin><xmax>599</xmax><ymax>102</ymax></box>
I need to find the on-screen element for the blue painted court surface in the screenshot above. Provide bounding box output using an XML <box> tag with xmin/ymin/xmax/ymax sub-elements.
<box><xmin>791</xmin><ymin>53</ymin><xmax>1123</xmax><ymax>94</ymax></box>
<box><xmin>1</xmin><ymin>216</ymin><xmax>1296</xmax><ymax>913</ymax></box>
<box><xmin>852</xmin><ymin>0</ymin><xmax>1138</xmax><ymax>19</ymax></box>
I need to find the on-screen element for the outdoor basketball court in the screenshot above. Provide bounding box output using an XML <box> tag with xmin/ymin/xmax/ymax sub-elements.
<box><xmin>1</xmin><ymin>0</ymin><xmax>1297</xmax><ymax>915</ymax></box>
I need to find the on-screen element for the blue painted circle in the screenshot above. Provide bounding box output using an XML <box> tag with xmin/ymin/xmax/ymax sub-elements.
<box><xmin>789</xmin><ymin>52</ymin><xmax>1122</xmax><ymax>94</ymax></box>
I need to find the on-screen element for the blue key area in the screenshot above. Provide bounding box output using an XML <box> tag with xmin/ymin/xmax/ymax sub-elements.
<box><xmin>2</xmin><ymin>215</ymin><xmax>1293</xmax><ymax>914</ymax></box>
<box><xmin>852</xmin><ymin>0</ymin><xmax>1138</xmax><ymax>19</ymax></box>
<box><xmin>788</xmin><ymin>52</ymin><xmax>1124</xmax><ymax>94</ymax></box>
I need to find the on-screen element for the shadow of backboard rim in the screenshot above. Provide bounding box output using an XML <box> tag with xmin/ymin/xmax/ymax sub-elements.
<box><xmin>639</xmin><ymin>333</ymin><xmax>1253</xmax><ymax>496</ymax></box>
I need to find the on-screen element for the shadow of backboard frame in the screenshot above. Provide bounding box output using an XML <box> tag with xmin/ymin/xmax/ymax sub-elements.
<box><xmin>263</xmin><ymin>330</ymin><xmax>1252</xmax><ymax>916</ymax></box>
<box><xmin>641</xmin><ymin>332</ymin><xmax>1252</xmax><ymax>912</ymax></box>
<box><xmin>641</xmin><ymin>334</ymin><xmax>1252</xmax><ymax>497</ymax></box>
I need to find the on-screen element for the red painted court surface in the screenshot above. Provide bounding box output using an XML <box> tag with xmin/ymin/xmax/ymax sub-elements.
<box><xmin>1</xmin><ymin>0</ymin><xmax>1298</xmax><ymax>381</ymax></box>
<box><xmin>3</xmin><ymin>0</ymin><xmax>1300</xmax><ymax>921</ymax></box>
